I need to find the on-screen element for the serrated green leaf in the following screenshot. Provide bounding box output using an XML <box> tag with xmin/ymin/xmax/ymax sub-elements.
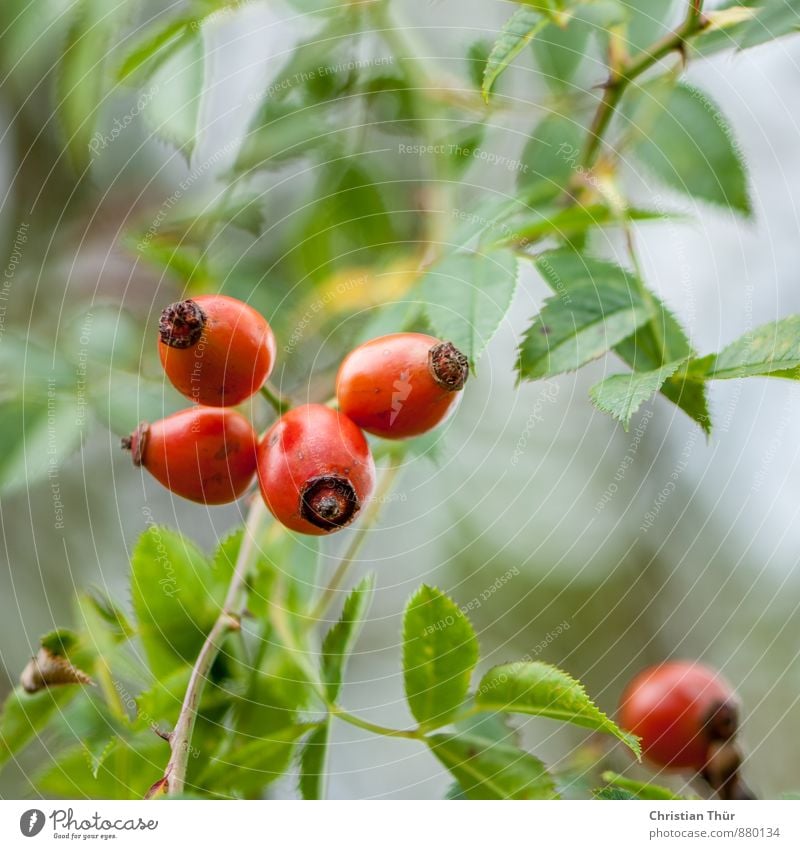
<box><xmin>83</xmin><ymin>736</ymin><xmax>118</xmax><ymax>779</ymax></box>
<box><xmin>428</xmin><ymin>733</ymin><xmax>559</xmax><ymax>800</ymax></box>
<box><xmin>696</xmin><ymin>316</ymin><xmax>800</xmax><ymax>380</ymax></box>
<box><xmin>627</xmin><ymin>80</ymin><xmax>751</xmax><ymax>215</ymax></box>
<box><xmin>419</xmin><ymin>251</ymin><xmax>518</xmax><ymax>368</ymax></box>
<box><xmin>130</xmin><ymin>527</ymin><xmax>229</xmax><ymax>677</ymax></box>
<box><xmin>402</xmin><ymin>585</ymin><xmax>479</xmax><ymax>727</ymax></box>
<box><xmin>321</xmin><ymin>575</ymin><xmax>375</xmax><ymax>702</ymax></box>
<box><xmin>532</xmin><ymin>249</ymin><xmax>711</xmax><ymax>432</ymax></box>
<box><xmin>39</xmin><ymin>629</ymin><xmax>80</xmax><ymax>657</ymax></box>
<box><xmin>601</xmin><ymin>770</ymin><xmax>686</xmax><ymax>800</ymax></box>
<box><xmin>57</xmin><ymin>0</ymin><xmax>130</xmax><ymax>172</ymax></box>
<box><xmin>482</xmin><ymin>8</ymin><xmax>548</xmax><ymax>100</ymax></box>
<box><xmin>476</xmin><ymin>662</ymin><xmax>641</xmax><ymax>757</ymax></box>
<box><xmin>517</xmin><ymin>113</ymin><xmax>585</xmax><ymax>202</ymax></box>
<box><xmin>590</xmin><ymin>360</ymin><xmax>684</xmax><ymax>429</ymax></box>
<box><xmin>299</xmin><ymin>721</ymin><xmax>330</xmax><ymax>800</ymax></box>
<box><xmin>518</xmin><ymin>285</ymin><xmax>652</xmax><ymax>380</ymax></box>
<box><xmin>739</xmin><ymin>0</ymin><xmax>800</xmax><ymax>49</ymax></box>
<box><xmin>141</xmin><ymin>27</ymin><xmax>205</xmax><ymax>161</ymax></box>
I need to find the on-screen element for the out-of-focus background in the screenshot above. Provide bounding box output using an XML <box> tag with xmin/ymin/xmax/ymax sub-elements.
<box><xmin>0</xmin><ymin>0</ymin><xmax>798</xmax><ymax>799</ymax></box>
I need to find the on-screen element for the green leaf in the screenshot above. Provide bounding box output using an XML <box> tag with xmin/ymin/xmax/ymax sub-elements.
<box><xmin>141</xmin><ymin>27</ymin><xmax>205</xmax><ymax>160</ymax></box>
<box><xmin>627</xmin><ymin>80</ymin><xmax>752</xmax><ymax>215</ymax></box>
<box><xmin>130</xmin><ymin>527</ymin><xmax>230</xmax><ymax>677</ymax></box>
<box><xmin>590</xmin><ymin>360</ymin><xmax>684</xmax><ymax>429</ymax></box>
<box><xmin>482</xmin><ymin>8</ymin><xmax>548</xmax><ymax>100</ymax></box>
<box><xmin>83</xmin><ymin>736</ymin><xmax>118</xmax><ymax>779</ymax></box>
<box><xmin>299</xmin><ymin>721</ymin><xmax>330</xmax><ymax>800</ymax></box>
<box><xmin>419</xmin><ymin>251</ymin><xmax>518</xmax><ymax>368</ymax></box>
<box><xmin>247</xmin><ymin>530</ymin><xmax>319</xmax><ymax>640</ymax></box>
<box><xmin>116</xmin><ymin>16</ymin><xmax>197</xmax><ymax>83</ymax></box>
<box><xmin>199</xmin><ymin>724</ymin><xmax>313</xmax><ymax>795</ymax></box>
<box><xmin>531</xmin><ymin>249</ymin><xmax>711</xmax><ymax>432</ymax></box>
<box><xmin>517</xmin><ymin>0</ymin><xmax>567</xmax><ymax>18</ymax></box>
<box><xmin>0</xmin><ymin>687</ymin><xmax>84</xmax><ymax>773</ymax></box>
<box><xmin>0</xmin><ymin>393</ymin><xmax>85</xmax><ymax>495</ymax></box>
<box><xmin>476</xmin><ymin>662</ymin><xmax>641</xmax><ymax>757</ymax></box>
<box><xmin>39</xmin><ymin>629</ymin><xmax>79</xmax><ymax>657</ymax></box>
<box><xmin>57</xmin><ymin>0</ymin><xmax>129</xmax><ymax>172</ymax></box>
<box><xmin>532</xmin><ymin>15</ymin><xmax>590</xmax><ymax>90</ymax></box>
<box><xmin>321</xmin><ymin>575</ymin><xmax>375</xmax><ymax>702</ymax></box>
<box><xmin>695</xmin><ymin>316</ymin><xmax>800</xmax><ymax>379</ymax></box>
<box><xmin>517</xmin><ymin>283</ymin><xmax>652</xmax><ymax>380</ymax></box>
<box><xmin>500</xmin><ymin>204</ymin><xmax>676</xmax><ymax>248</ymax></box>
<box><xmin>601</xmin><ymin>771</ymin><xmax>686</xmax><ymax>800</ymax></box>
<box><xmin>428</xmin><ymin>733</ymin><xmax>559</xmax><ymax>800</ymax></box>
<box><xmin>517</xmin><ymin>114</ymin><xmax>585</xmax><ymax>202</ymax></box>
<box><xmin>465</xmin><ymin>39</ymin><xmax>492</xmax><ymax>90</ymax></box>
<box><xmin>740</xmin><ymin>0</ymin><xmax>800</xmax><ymax>49</ymax></box>
<box><xmin>688</xmin><ymin>4</ymin><xmax>759</xmax><ymax>57</ymax></box>
<box><xmin>35</xmin><ymin>730</ymin><xmax>164</xmax><ymax>799</ymax></box>
<box><xmin>605</xmin><ymin>0</ymin><xmax>679</xmax><ymax>54</ymax></box>
<box><xmin>402</xmin><ymin>585</ymin><xmax>479</xmax><ymax>727</ymax></box>
<box><xmin>595</xmin><ymin>785</ymin><xmax>636</xmax><ymax>799</ymax></box>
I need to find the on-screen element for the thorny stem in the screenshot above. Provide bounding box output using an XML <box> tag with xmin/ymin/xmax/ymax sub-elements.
<box><xmin>260</xmin><ymin>381</ymin><xmax>292</xmax><ymax>415</ymax></box>
<box><xmin>579</xmin><ymin>1</ymin><xmax>709</xmax><ymax>172</ymax></box>
<box><xmin>162</xmin><ymin>498</ymin><xmax>269</xmax><ymax>797</ymax></box>
<box><xmin>308</xmin><ymin>460</ymin><xmax>405</xmax><ymax>626</ymax></box>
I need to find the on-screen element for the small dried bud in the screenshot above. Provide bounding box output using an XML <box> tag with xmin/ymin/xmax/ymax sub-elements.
<box><xmin>20</xmin><ymin>648</ymin><xmax>93</xmax><ymax>694</ymax></box>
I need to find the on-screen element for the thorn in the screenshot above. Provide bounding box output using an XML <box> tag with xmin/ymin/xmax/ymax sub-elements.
<box><xmin>223</xmin><ymin>612</ymin><xmax>242</xmax><ymax>632</ymax></box>
<box><xmin>152</xmin><ymin>725</ymin><xmax>173</xmax><ymax>743</ymax></box>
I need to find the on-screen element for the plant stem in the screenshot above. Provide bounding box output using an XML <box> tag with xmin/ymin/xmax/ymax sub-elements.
<box><xmin>260</xmin><ymin>381</ymin><xmax>292</xmax><ymax>415</ymax></box>
<box><xmin>163</xmin><ymin>498</ymin><xmax>269</xmax><ymax>797</ymax></box>
<box><xmin>579</xmin><ymin>1</ymin><xmax>708</xmax><ymax>172</ymax></box>
<box><xmin>329</xmin><ymin>705</ymin><xmax>421</xmax><ymax>740</ymax></box>
<box><xmin>308</xmin><ymin>460</ymin><xmax>404</xmax><ymax>626</ymax></box>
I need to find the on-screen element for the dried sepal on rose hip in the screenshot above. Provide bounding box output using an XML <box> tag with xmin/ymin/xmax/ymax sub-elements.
<box><xmin>619</xmin><ymin>661</ymin><xmax>740</xmax><ymax>772</ymax></box>
<box><xmin>158</xmin><ymin>294</ymin><xmax>276</xmax><ymax>407</ymax></box>
<box><xmin>20</xmin><ymin>631</ymin><xmax>93</xmax><ymax>694</ymax></box>
<box><xmin>257</xmin><ymin>403</ymin><xmax>376</xmax><ymax>535</ymax></box>
<box><xmin>336</xmin><ymin>332</ymin><xmax>468</xmax><ymax>439</ymax></box>
<box><xmin>122</xmin><ymin>407</ymin><xmax>258</xmax><ymax>505</ymax></box>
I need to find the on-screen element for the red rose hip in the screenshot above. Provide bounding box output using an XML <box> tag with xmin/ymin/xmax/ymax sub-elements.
<box><xmin>336</xmin><ymin>333</ymin><xmax>468</xmax><ymax>439</ymax></box>
<box><xmin>158</xmin><ymin>294</ymin><xmax>276</xmax><ymax>407</ymax></box>
<box><xmin>619</xmin><ymin>661</ymin><xmax>739</xmax><ymax>771</ymax></box>
<box><xmin>257</xmin><ymin>404</ymin><xmax>375</xmax><ymax>535</ymax></box>
<box><xmin>122</xmin><ymin>407</ymin><xmax>258</xmax><ymax>504</ymax></box>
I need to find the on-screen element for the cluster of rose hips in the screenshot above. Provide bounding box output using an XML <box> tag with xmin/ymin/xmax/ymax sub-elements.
<box><xmin>123</xmin><ymin>294</ymin><xmax>468</xmax><ymax>535</ymax></box>
<box><xmin>619</xmin><ymin>661</ymin><xmax>754</xmax><ymax>799</ymax></box>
